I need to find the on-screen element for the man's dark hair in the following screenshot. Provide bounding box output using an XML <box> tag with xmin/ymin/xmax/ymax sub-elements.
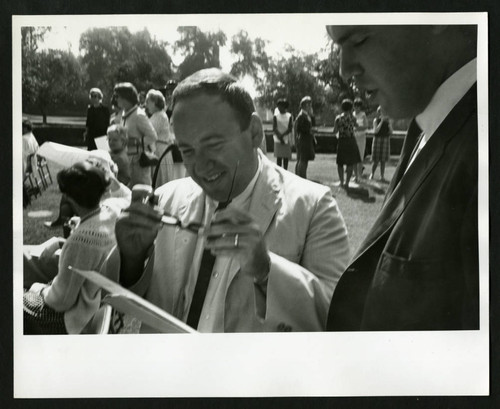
<box><xmin>172</xmin><ymin>68</ymin><xmax>255</xmax><ymax>130</ymax></box>
<box><xmin>277</xmin><ymin>98</ymin><xmax>289</xmax><ymax>110</ymax></box>
<box><xmin>22</xmin><ymin>119</ymin><xmax>32</xmax><ymax>132</ymax></box>
<box><xmin>57</xmin><ymin>162</ymin><xmax>110</xmax><ymax>209</ymax></box>
<box><xmin>354</xmin><ymin>98</ymin><xmax>363</xmax><ymax>108</ymax></box>
<box><xmin>114</xmin><ymin>82</ymin><xmax>139</xmax><ymax>105</ymax></box>
<box><xmin>341</xmin><ymin>98</ymin><xmax>353</xmax><ymax>112</ymax></box>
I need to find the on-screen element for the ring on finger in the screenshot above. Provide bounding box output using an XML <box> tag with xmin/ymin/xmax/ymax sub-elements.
<box><xmin>234</xmin><ymin>233</ymin><xmax>239</xmax><ymax>248</ymax></box>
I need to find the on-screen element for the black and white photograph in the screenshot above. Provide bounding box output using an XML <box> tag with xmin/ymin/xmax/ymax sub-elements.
<box><xmin>11</xmin><ymin>12</ymin><xmax>489</xmax><ymax>399</ymax></box>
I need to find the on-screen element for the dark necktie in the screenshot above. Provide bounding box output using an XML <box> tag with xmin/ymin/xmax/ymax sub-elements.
<box><xmin>186</xmin><ymin>200</ymin><xmax>230</xmax><ymax>329</ymax></box>
<box><xmin>386</xmin><ymin>119</ymin><xmax>423</xmax><ymax>198</ymax></box>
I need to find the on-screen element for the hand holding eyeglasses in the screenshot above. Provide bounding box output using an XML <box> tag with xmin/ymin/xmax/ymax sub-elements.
<box><xmin>205</xmin><ymin>208</ymin><xmax>271</xmax><ymax>284</ymax></box>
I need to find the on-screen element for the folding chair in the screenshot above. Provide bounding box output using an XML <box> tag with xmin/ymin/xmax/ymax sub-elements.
<box><xmin>37</xmin><ymin>155</ymin><xmax>53</xmax><ymax>190</ymax></box>
<box><xmin>81</xmin><ymin>304</ymin><xmax>113</xmax><ymax>334</ymax></box>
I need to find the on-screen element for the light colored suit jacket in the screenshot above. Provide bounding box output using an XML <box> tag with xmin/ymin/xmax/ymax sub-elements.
<box><xmin>132</xmin><ymin>153</ymin><xmax>350</xmax><ymax>332</ymax></box>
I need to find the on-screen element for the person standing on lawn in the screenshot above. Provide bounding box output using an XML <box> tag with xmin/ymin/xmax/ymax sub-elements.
<box><xmin>326</xmin><ymin>25</ymin><xmax>479</xmax><ymax>330</ymax></box>
<box><xmin>370</xmin><ymin>106</ymin><xmax>392</xmax><ymax>182</ymax></box>
<box><xmin>294</xmin><ymin>96</ymin><xmax>316</xmax><ymax>179</ymax></box>
<box><xmin>272</xmin><ymin>99</ymin><xmax>293</xmax><ymax>170</ymax></box>
<box><xmin>333</xmin><ymin>98</ymin><xmax>361</xmax><ymax>189</ymax></box>
<box><xmin>353</xmin><ymin>98</ymin><xmax>369</xmax><ymax>181</ymax></box>
<box><xmin>114</xmin><ymin>82</ymin><xmax>158</xmax><ymax>187</ymax></box>
<box><xmin>84</xmin><ymin>88</ymin><xmax>110</xmax><ymax>151</ymax></box>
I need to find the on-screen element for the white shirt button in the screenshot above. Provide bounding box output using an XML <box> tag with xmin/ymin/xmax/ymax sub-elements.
<box><xmin>213</xmin><ymin>271</ymin><xmax>219</xmax><ymax>278</ymax></box>
<box><xmin>205</xmin><ymin>314</ymin><xmax>210</xmax><ymax>320</ymax></box>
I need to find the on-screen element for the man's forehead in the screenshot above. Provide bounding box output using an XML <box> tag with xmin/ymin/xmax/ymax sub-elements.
<box><xmin>172</xmin><ymin>94</ymin><xmax>239</xmax><ymax>136</ymax></box>
<box><xmin>327</xmin><ymin>26</ymin><xmax>368</xmax><ymax>44</ymax></box>
<box><xmin>327</xmin><ymin>25</ymin><xmax>432</xmax><ymax>45</ymax></box>
<box><xmin>173</xmin><ymin>92</ymin><xmax>226</xmax><ymax>112</ymax></box>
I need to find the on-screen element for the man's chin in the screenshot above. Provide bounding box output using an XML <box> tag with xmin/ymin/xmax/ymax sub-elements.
<box><xmin>195</xmin><ymin>180</ymin><xmax>228</xmax><ymax>202</ymax></box>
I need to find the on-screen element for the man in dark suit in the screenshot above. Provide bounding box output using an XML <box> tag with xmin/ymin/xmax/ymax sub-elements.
<box><xmin>326</xmin><ymin>25</ymin><xmax>479</xmax><ymax>330</ymax></box>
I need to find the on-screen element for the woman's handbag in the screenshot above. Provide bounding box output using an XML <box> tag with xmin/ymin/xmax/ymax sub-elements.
<box><xmin>170</xmin><ymin>143</ymin><xmax>183</xmax><ymax>163</ymax></box>
<box><xmin>139</xmin><ymin>136</ymin><xmax>159</xmax><ymax>167</ymax></box>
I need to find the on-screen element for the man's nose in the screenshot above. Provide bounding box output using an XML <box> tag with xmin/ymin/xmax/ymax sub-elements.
<box><xmin>193</xmin><ymin>152</ymin><xmax>214</xmax><ymax>172</ymax></box>
<box><xmin>339</xmin><ymin>47</ymin><xmax>363</xmax><ymax>81</ymax></box>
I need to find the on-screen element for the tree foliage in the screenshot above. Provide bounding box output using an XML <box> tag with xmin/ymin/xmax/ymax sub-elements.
<box><xmin>79</xmin><ymin>27</ymin><xmax>173</xmax><ymax>97</ymax></box>
<box><xmin>316</xmin><ymin>41</ymin><xmax>374</xmax><ymax>113</ymax></box>
<box><xmin>175</xmin><ymin>27</ymin><xmax>227</xmax><ymax>80</ymax></box>
<box><xmin>22</xmin><ymin>27</ymin><xmax>85</xmax><ymax>123</ymax></box>
<box><xmin>22</xmin><ymin>25</ymin><xmax>357</xmax><ymax>125</ymax></box>
<box><xmin>316</xmin><ymin>44</ymin><xmax>353</xmax><ymax>102</ymax></box>
<box><xmin>229</xmin><ymin>30</ymin><xmax>269</xmax><ymax>79</ymax></box>
<box><xmin>22</xmin><ymin>27</ymin><xmax>50</xmax><ymax>113</ymax></box>
<box><xmin>257</xmin><ymin>47</ymin><xmax>329</xmax><ymax>118</ymax></box>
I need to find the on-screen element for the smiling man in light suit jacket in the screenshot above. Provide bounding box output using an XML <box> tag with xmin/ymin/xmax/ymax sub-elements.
<box><xmin>326</xmin><ymin>25</ymin><xmax>479</xmax><ymax>331</ymax></box>
<box><xmin>115</xmin><ymin>68</ymin><xmax>350</xmax><ymax>332</ymax></box>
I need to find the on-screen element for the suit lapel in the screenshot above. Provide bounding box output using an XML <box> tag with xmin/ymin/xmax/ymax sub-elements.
<box><xmin>173</xmin><ymin>184</ymin><xmax>206</xmax><ymax>298</ymax></box>
<box><xmin>227</xmin><ymin>154</ymin><xmax>281</xmax><ymax>284</ymax></box>
<box><xmin>248</xmin><ymin>155</ymin><xmax>281</xmax><ymax>235</ymax></box>
<box><xmin>385</xmin><ymin>119</ymin><xmax>422</xmax><ymax>199</ymax></box>
<box><xmin>352</xmin><ymin>84</ymin><xmax>477</xmax><ymax>263</ymax></box>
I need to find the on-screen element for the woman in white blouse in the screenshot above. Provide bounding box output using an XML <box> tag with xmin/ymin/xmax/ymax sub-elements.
<box><xmin>145</xmin><ymin>89</ymin><xmax>185</xmax><ymax>187</ymax></box>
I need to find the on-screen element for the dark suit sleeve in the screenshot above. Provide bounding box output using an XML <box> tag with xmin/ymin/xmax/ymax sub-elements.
<box><xmin>296</xmin><ymin>114</ymin><xmax>309</xmax><ymax>135</ymax></box>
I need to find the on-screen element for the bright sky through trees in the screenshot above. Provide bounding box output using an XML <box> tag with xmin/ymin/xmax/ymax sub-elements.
<box><xmin>38</xmin><ymin>16</ymin><xmax>333</xmax><ymax>69</ymax></box>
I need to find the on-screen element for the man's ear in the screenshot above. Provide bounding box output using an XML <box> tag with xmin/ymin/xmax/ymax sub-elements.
<box><xmin>248</xmin><ymin>113</ymin><xmax>264</xmax><ymax>148</ymax></box>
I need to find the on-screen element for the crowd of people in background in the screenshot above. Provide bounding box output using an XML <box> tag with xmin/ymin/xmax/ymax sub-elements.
<box><xmin>23</xmin><ymin>78</ymin><xmax>394</xmax><ymax>207</ymax></box>
<box><xmin>269</xmin><ymin>93</ymin><xmax>391</xmax><ymax>188</ymax></box>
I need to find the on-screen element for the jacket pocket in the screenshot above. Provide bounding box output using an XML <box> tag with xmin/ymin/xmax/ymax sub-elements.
<box><xmin>364</xmin><ymin>251</ymin><xmax>454</xmax><ymax>330</ymax></box>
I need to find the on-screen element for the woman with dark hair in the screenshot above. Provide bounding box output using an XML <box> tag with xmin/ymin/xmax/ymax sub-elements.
<box><xmin>23</xmin><ymin>162</ymin><xmax>121</xmax><ymax>334</ymax></box>
<box><xmin>109</xmin><ymin>94</ymin><xmax>122</xmax><ymax>125</ymax></box>
<box><xmin>333</xmin><ymin>99</ymin><xmax>361</xmax><ymax>189</ymax></box>
<box><xmin>294</xmin><ymin>96</ymin><xmax>316</xmax><ymax>179</ymax></box>
<box><xmin>84</xmin><ymin>88</ymin><xmax>110</xmax><ymax>151</ymax></box>
<box><xmin>114</xmin><ymin>82</ymin><xmax>158</xmax><ymax>187</ymax></box>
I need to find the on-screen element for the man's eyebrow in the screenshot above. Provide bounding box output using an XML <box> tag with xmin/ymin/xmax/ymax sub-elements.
<box><xmin>199</xmin><ymin>134</ymin><xmax>226</xmax><ymax>144</ymax></box>
<box><xmin>329</xmin><ymin>27</ymin><xmax>365</xmax><ymax>46</ymax></box>
<box><xmin>336</xmin><ymin>30</ymin><xmax>357</xmax><ymax>46</ymax></box>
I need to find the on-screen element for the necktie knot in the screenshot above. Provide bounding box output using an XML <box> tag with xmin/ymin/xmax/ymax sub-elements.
<box><xmin>216</xmin><ymin>200</ymin><xmax>231</xmax><ymax>211</ymax></box>
<box><xmin>407</xmin><ymin>119</ymin><xmax>423</xmax><ymax>143</ymax></box>
<box><xmin>385</xmin><ymin>119</ymin><xmax>423</xmax><ymax>198</ymax></box>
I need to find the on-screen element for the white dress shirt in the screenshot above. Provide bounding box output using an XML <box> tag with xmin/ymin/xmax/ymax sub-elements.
<box><xmin>407</xmin><ymin>58</ymin><xmax>477</xmax><ymax>170</ymax></box>
<box><xmin>183</xmin><ymin>155</ymin><xmax>263</xmax><ymax>332</ymax></box>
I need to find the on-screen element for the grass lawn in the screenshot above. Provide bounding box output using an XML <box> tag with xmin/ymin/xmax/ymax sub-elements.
<box><xmin>22</xmin><ymin>153</ymin><xmax>399</xmax><ymax>256</ymax></box>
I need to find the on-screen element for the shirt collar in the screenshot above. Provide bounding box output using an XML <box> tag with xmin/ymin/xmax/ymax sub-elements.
<box><xmin>122</xmin><ymin>105</ymin><xmax>138</xmax><ymax>119</ymax></box>
<box><xmin>416</xmin><ymin>58</ymin><xmax>476</xmax><ymax>139</ymax></box>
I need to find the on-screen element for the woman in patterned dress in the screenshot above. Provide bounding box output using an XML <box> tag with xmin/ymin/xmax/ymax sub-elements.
<box><xmin>371</xmin><ymin>106</ymin><xmax>392</xmax><ymax>182</ymax></box>
<box><xmin>333</xmin><ymin>99</ymin><xmax>361</xmax><ymax>189</ymax></box>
